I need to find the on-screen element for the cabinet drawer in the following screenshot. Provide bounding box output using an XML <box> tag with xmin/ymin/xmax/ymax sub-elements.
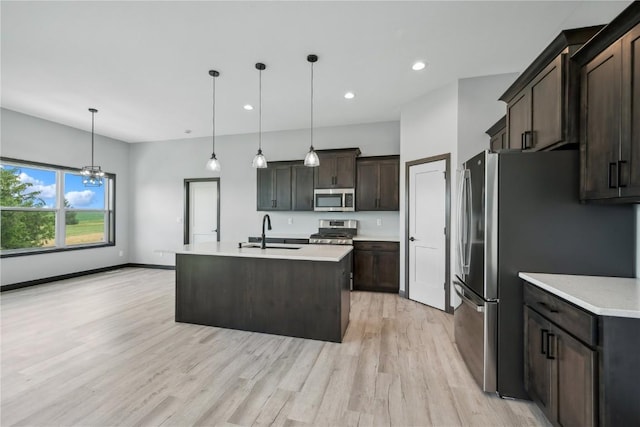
<box><xmin>523</xmin><ymin>282</ymin><xmax>597</xmax><ymax>347</ymax></box>
<box><xmin>353</xmin><ymin>241</ymin><xmax>399</xmax><ymax>251</ymax></box>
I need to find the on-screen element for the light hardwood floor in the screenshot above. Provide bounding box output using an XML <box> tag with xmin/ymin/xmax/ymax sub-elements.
<box><xmin>1</xmin><ymin>268</ymin><xmax>549</xmax><ymax>426</ymax></box>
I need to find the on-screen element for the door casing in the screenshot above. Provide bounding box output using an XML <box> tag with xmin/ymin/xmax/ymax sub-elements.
<box><xmin>405</xmin><ymin>153</ymin><xmax>452</xmax><ymax>313</ymax></box>
<box><xmin>184</xmin><ymin>178</ymin><xmax>221</xmax><ymax>244</ymax></box>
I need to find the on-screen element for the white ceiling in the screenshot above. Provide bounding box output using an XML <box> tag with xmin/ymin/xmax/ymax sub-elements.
<box><xmin>1</xmin><ymin>1</ymin><xmax>632</xmax><ymax>143</ymax></box>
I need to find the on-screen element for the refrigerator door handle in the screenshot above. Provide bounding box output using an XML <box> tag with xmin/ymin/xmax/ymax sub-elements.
<box><xmin>456</xmin><ymin>169</ymin><xmax>466</xmax><ymax>275</ymax></box>
<box><xmin>462</xmin><ymin>169</ymin><xmax>472</xmax><ymax>274</ymax></box>
<box><xmin>454</xmin><ymin>283</ymin><xmax>484</xmax><ymax>313</ymax></box>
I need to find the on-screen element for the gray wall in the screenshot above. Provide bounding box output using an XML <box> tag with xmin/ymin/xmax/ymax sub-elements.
<box><xmin>129</xmin><ymin>121</ymin><xmax>400</xmax><ymax>266</ymax></box>
<box><xmin>399</xmin><ymin>73</ymin><xmax>518</xmax><ymax>305</ymax></box>
<box><xmin>457</xmin><ymin>73</ymin><xmax>519</xmax><ymax>166</ymax></box>
<box><xmin>0</xmin><ymin>108</ymin><xmax>131</xmax><ymax>285</ymax></box>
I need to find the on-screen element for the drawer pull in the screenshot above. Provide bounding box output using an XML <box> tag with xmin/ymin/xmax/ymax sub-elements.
<box><xmin>537</xmin><ymin>301</ymin><xmax>559</xmax><ymax>314</ymax></box>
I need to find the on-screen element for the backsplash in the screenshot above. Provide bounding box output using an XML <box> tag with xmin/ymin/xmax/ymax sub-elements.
<box><xmin>247</xmin><ymin>211</ymin><xmax>399</xmax><ymax>238</ymax></box>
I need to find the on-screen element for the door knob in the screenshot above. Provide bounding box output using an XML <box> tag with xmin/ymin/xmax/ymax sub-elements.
<box><xmin>409</xmin><ymin>236</ymin><xmax>416</xmax><ymax>241</ymax></box>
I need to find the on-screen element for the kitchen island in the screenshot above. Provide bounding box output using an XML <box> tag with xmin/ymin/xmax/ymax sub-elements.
<box><xmin>175</xmin><ymin>242</ymin><xmax>352</xmax><ymax>342</ymax></box>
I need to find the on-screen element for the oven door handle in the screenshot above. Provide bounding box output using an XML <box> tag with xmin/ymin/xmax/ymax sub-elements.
<box><xmin>454</xmin><ymin>283</ymin><xmax>484</xmax><ymax>313</ymax></box>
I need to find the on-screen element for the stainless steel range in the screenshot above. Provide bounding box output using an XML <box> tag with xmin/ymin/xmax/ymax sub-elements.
<box><xmin>309</xmin><ymin>219</ymin><xmax>357</xmax><ymax>245</ymax></box>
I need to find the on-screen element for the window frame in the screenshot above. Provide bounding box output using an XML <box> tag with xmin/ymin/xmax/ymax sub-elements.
<box><xmin>0</xmin><ymin>157</ymin><xmax>116</xmax><ymax>258</ymax></box>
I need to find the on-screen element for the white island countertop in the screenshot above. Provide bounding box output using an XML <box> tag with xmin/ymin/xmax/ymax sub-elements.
<box><xmin>177</xmin><ymin>242</ymin><xmax>352</xmax><ymax>262</ymax></box>
<box><xmin>519</xmin><ymin>272</ymin><xmax>640</xmax><ymax>319</ymax></box>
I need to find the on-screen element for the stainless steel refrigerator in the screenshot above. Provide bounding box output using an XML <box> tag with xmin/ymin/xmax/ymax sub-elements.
<box><xmin>454</xmin><ymin>149</ymin><xmax>635</xmax><ymax>399</ymax></box>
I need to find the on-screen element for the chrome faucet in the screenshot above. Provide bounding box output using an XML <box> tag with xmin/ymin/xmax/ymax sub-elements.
<box><xmin>261</xmin><ymin>214</ymin><xmax>272</xmax><ymax>249</ymax></box>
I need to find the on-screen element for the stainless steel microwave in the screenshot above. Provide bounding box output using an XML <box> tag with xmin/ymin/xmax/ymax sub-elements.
<box><xmin>313</xmin><ymin>188</ymin><xmax>355</xmax><ymax>212</ymax></box>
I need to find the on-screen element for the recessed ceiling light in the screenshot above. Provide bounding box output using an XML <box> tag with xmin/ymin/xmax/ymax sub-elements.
<box><xmin>412</xmin><ymin>61</ymin><xmax>426</xmax><ymax>71</ymax></box>
<box><xmin>244</xmin><ymin>104</ymin><xmax>254</xmax><ymax>111</ymax></box>
<box><xmin>344</xmin><ymin>92</ymin><xmax>355</xmax><ymax>99</ymax></box>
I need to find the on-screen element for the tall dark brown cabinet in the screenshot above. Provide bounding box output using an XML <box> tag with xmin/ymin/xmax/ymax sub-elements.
<box><xmin>572</xmin><ymin>3</ymin><xmax>640</xmax><ymax>202</ymax></box>
<box><xmin>356</xmin><ymin>156</ymin><xmax>399</xmax><ymax>211</ymax></box>
<box><xmin>499</xmin><ymin>26</ymin><xmax>603</xmax><ymax>151</ymax></box>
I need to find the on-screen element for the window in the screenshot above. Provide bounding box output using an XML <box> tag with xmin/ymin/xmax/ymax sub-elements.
<box><xmin>0</xmin><ymin>159</ymin><xmax>115</xmax><ymax>256</ymax></box>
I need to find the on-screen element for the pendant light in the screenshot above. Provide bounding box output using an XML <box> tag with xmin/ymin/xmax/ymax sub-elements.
<box><xmin>81</xmin><ymin>108</ymin><xmax>105</xmax><ymax>187</ymax></box>
<box><xmin>205</xmin><ymin>69</ymin><xmax>221</xmax><ymax>172</ymax></box>
<box><xmin>252</xmin><ymin>62</ymin><xmax>268</xmax><ymax>168</ymax></box>
<box><xmin>304</xmin><ymin>54</ymin><xmax>320</xmax><ymax>167</ymax></box>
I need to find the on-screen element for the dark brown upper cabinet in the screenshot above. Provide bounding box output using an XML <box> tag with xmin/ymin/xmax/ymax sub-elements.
<box><xmin>256</xmin><ymin>162</ymin><xmax>292</xmax><ymax>211</ymax></box>
<box><xmin>500</xmin><ymin>26</ymin><xmax>604</xmax><ymax>152</ymax></box>
<box><xmin>291</xmin><ymin>163</ymin><xmax>315</xmax><ymax>211</ymax></box>
<box><xmin>356</xmin><ymin>156</ymin><xmax>399</xmax><ymax>211</ymax></box>
<box><xmin>257</xmin><ymin>161</ymin><xmax>315</xmax><ymax>211</ymax></box>
<box><xmin>572</xmin><ymin>2</ymin><xmax>640</xmax><ymax>202</ymax></box>
<box><xmin>314</xmin><ymin>148</ymin><xmax>360</xmax><ymax>189</ymax></box>
<box><xmin>485</xmin><ymin>116</ymin><xmax>507</xmax><ymax>152</ymax></box>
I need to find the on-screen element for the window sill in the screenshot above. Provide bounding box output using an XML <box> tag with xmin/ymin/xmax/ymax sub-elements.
<box><xmin>0</xmin><ymin>242</ymin><xmax>115</xmax><ymax>258</ymax></box>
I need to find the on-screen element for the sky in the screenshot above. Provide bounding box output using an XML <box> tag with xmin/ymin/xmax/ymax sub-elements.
<box><xmin>2</xmin><ymin>164</ymin><xmax>105</xmax><ymax>209</ymax></box>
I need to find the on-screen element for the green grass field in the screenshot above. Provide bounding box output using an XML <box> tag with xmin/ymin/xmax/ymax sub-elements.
<box><xmin>66</xmin><ymin>211</ymin><xmax>105</xmax><ymax>243</ymax></box>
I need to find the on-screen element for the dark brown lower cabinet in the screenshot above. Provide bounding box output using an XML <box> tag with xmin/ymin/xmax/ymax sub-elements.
<box><xmin>525</xmin><ymin>306</ymin><xmax>596</xmax><ymax>427</ymax></box>
<box><xmin>353</xmin><ymin>241</ymin><xmax>399</xmax><ymax>293</ymax></box>
<box><xmin>524</xmin><ymin>281</ymin><xmax>640</xmax><ymax>426</ymax></box>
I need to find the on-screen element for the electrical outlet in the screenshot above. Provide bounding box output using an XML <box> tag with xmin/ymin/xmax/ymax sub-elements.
<box><xmin>118</xmin><ymin>250</ymin><xmax>124</xmax><ymax>257</ymax></box>
<box><xmin>288</xmin><ymin>217</ymin><xmax>293</xmax><ymax>225</ymax></box>
<box><xmin>376</xmin><ymin>218</ymin><xmax>382</xmax><ymax>226</ymax></box>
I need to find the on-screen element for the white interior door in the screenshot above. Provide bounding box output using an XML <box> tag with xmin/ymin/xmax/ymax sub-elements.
<box><xmin>409</xmin><ymin>160</ymin><xmax>447</xmax><ymax>310</ymax></box>
<box><xmin>189</xmin><ymin>180</ymin><xmax>219</xmax><ymax>244</ymax></box>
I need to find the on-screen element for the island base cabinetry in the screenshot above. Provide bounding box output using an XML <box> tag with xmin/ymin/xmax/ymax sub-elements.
<box><xmin>176</xmin><ymin>253</ymin><xmax>351</xmax><ymax>343</ymax></box>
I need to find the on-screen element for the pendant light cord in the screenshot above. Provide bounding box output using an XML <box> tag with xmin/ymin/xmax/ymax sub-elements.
<box><xmin>91</xmin><ymin>110</ymin><xmax>95</xmax><ymax>167</ymax></box>
<box><xmin>212</xmin><ymin>73</ymin><xmax>216</xmax><ymax>154</ymax></box>
<box><xmin>310</xmin><ymin>61</ymin><xmax>314</xmax><ymax>149</ymax></box>
<box><xmin>259</xmin><ymin>67</ymin><xmax>262</xmax><ymax>151</ymax></box>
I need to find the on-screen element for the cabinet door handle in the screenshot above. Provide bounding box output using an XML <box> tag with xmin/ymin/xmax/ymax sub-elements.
<box><xmin>608</xmin><ymin>162</ymin><xmax>618</xmax><ymax>189</ymax></box>
<box><xmin>521</xmin><ymin>132</ymin><xmax>526</xmax><ymax>150</ymax></box>
<box><xmin>521</xmin><ymin>131</ymin><xmax>533</xmax><ymax>149</ymax></box>
<box><xmin>618</xmin><ymin>160</ymin><xmax>627</xmax><ymax>188</ymax></box>
<box><xmin>546</xmin><ymin>332</ymin><xmax>556</xmax><ymax>360</ymax></box>
<box><xmin>541</xmin><ymin>329</ymin><xmax>548</xmax><ymax>355</ymax></box>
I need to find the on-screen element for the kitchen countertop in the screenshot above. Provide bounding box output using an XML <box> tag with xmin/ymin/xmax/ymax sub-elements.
<box><xmin>178</xmin><ymin>242</ymin><xmax>352</xmax><ymax>262</ymax></box>
<box><xmin>353</xmin><ymin>235</ymin><xmax>400</xmax><ymax>242</ymax></box>
<box><xmin>519</xmin><ymin>272</ymin><xmax>640</xmax><ymax>319</ymax></box>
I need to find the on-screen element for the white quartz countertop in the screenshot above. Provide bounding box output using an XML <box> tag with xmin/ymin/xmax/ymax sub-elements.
<box><xmin>519</xmin><ymin>272</ymin><xmax>640</xmax><ymax>319</ymax></box>
<box><xmin>178</xmin><ymin>242</ymin><xmax>352</xmax><ymax>262</ymax></box>
<box><xmin>353</xmin><ymin>235</ymin><xmax>400</xmax><ymax>242</ymax></box>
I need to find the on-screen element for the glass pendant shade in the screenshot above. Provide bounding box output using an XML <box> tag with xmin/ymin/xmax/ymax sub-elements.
<box><xmin>304</xmin><ymin>148</ymin><xmax>320</xmax><ymax>167</ymax></box>
<box><xmin>82</xmin><ymin>108</ymin><xmax>103</xmax><ymax>187</ymax></box>
<box><xmin>206</xmin><ymin>154</ymin><xmax>221</xmax><ymax>171</ymax></box>
<box><xmin>252</xmin><ymin>149</ymin><xmax>268</xmax><ymax>168</ymax></box>
<box><xmin>81</xmin><ymin>165</ymin><xmax>105</xmax><ymax>187</ymax></box>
